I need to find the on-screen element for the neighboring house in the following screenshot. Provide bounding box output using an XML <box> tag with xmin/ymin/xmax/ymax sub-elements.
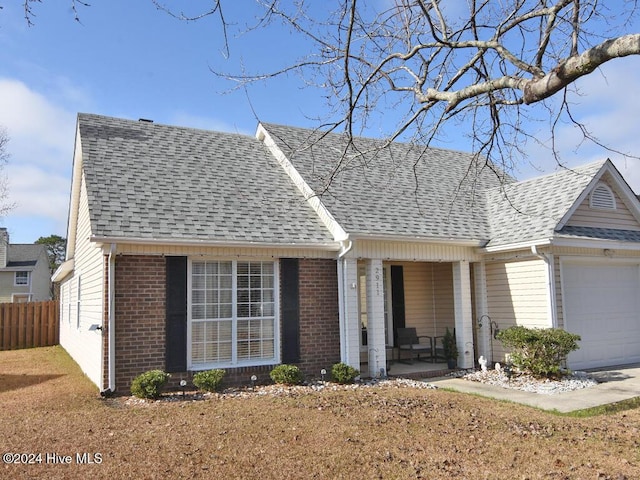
<box><xmin>53</xmin><ymin>113</ymin><xmax>640</xmax><ymax>393</ymax></box>
<box><xmin>0</xmin><ymin>228</ymin><xmax>51</xmax><ymax>303</ymax></box>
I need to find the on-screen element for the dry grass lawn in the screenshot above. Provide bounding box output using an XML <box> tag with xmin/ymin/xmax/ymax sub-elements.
<box><xmin>1</xmin><ymin>347</ymin><xmax>639</xmax><ymax>479</ymax></box>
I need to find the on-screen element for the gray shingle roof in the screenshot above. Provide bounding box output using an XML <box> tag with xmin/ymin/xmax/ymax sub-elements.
<box><xmin>261</xmin><ymin>123</ymin><xmax>509</xmax><ymax>242</ymax></box>
<box><xmin>483</xmin><ymin>161</ymin><xmax>606</xmax><ymax>247</ymax></box>
<box><xmin>557</xmin><ymin>225</ymin><xmax>640</xmax><ymax>243</ymax></box>
<box><xmin>7</xmin><ymin>244</ymin><xmax>46</xmax><ymax>267</ymax></box>
<box><xmin>78</xmin><ymin>114</ymin><xmax>335</xmax><ymax>245</ymax></box>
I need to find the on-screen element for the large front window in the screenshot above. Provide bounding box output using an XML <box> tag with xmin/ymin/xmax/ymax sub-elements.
<box><xmin>189</xmin><ymin>260</ymin><xmax>277</xmax><ymax>368</ymax></box>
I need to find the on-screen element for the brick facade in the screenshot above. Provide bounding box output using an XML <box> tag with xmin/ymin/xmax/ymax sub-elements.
<box><xmin>296</xmin><ymin>258</ymin><xmax>341</xmax><ymax>376</ymax></box>
<box><xmin>106</xmin><ymin>255</ymin><xmax>341</xmax><ymax>393</ymax></box>
<box><xmin>112</xmin><ymin>255</ymin><xmax>167</xmax><ymax>392</ymax></box>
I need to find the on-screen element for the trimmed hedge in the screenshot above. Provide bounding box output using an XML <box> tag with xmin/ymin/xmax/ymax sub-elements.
<box><xmin>496</xmin><ymin>326</ymin><xmax>581</xmax><ymax>378</ymax></box>
<box><xmin>130</xmin><ymin>370</ymin><xmax>170</xmax><ymax>399</ymax></box>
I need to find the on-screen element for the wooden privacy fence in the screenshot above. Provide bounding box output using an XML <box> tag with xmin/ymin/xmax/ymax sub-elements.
<box><xmin>0</xmin><ymin>300</ymin><xmax>59</xmax><ymax>350</ymax></box>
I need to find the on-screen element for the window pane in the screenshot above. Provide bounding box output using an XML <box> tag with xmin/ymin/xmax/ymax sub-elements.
<box><xmin>237</xmin><ymin>303</ymin><xmax>250</xmax><ymax>318</ymax></box>
<box><xmin>219</xmin><ymin>304</ymin><xmax>232</xmax><ymax>318</ymax></box>
<box><xmin>190</xmin><ymin>260</ymin><xmax>276</xmax><ymax>365</ymax></box>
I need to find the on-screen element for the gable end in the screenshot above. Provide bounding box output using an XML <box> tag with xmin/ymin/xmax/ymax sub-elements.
<box><xmin>590</xmin><ymin>183</ymin><xmax>616</xmax><ymax>210</ymax></box>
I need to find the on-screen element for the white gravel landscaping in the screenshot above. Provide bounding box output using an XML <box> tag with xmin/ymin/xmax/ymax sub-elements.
<box><xmin>458</xmin><ymin>368</ymin><xmax>599</xmax><ymax>395</ymax></box>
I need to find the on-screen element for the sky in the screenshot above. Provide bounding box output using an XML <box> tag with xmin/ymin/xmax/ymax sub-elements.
<box><xmin>0</xmin><ymin>1</ymin><xmax>640</xmax><ymax>244</ymax></box>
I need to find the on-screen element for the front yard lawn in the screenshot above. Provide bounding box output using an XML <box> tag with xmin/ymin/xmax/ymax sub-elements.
<box><xmin>1</xmin><ymin>347</ymin><xmax>639</xmax><ymax>479</ymax></box>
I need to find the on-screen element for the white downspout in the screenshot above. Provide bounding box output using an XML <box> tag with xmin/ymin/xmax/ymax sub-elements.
<box><xmin>531</xmin><ymin>245</ymin><xmax>557</xmax><ymax>327</ymax></box>
<box><xmin>107</xmin><ymin>243</ymin><xmax>116</xmax><ymax>393</ymax></box>
<box><xmin>337</xmin><ymin>238</ymin><xmax>353</xmax><ymax>362</ymax></box>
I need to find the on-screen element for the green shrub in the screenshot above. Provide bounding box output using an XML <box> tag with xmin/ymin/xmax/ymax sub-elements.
<box><xmin>270</xmin><ymin>364</ymin><xmax>304</xmax><ymax>385</ymax></box>
<box><xmin>331</xmin><ymin>362</ymin><xmax>360</xmax><ymax>384</ymax></box>
<box><xmin>496</xmin><ymin>326</ymin><xmax>581</xmax><ymax>378</ymax></box>
<box><xmin>130</xmin><ymin>370</ymin><xmax>170</xmax><ymax>399</ymax></box>
<box><xmin>192</xmin><ymin>369</ymin><xmax>226</xmax><ymax>392</ymax></box>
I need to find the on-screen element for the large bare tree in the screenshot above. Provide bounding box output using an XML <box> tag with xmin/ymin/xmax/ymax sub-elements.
<box><xmin>14</xmin><ymin>1</ymin><xmax>640</xmax><ymax>175</ymax></box>
<box><xmin>154</xmin><ymin>0</ymin><xmax>640</xmax><ymax>176</ymax></box>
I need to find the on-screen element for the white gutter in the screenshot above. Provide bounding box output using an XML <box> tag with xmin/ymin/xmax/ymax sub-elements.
<box><xmin>107</xmin><ymin>243</ymin><xmax>116</xmax><ymax>393</ymax></box>
<box><xmin>531</xmin><ymin>245</ymin><xmax>557</xmax><ymax>328</ymax></box>
<box><xmin>337</xmin><ymin>238</ymin><xmax>354</xmax><ymax>363</ymax></box>
<box><xmin>90</xmin><ymin>235</ymin><xmax>340</xmax><ymax>251</ymax></box>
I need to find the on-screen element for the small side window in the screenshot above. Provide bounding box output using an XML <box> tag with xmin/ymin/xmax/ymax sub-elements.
<box><xmin>15</xmin><ymin>271</ymin><xmax>29</xmax><ymax>286</ymax></box>
<box><xmin>590</xmin><ymin>183</ymin><xmax>616</xmax><ymax>210</ymax></box>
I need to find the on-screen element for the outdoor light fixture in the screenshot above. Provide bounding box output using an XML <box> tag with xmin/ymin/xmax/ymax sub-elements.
<box><xmin>180</xmin><ymin>379</ymin><xmax>187</xmax><ymax>397</ymax></box>
<box><xmin>250</xmin><ymin>374</ymin><xmax>258</xmax><ymax>389</ymax></box>
<box><xmin>320</xmin><ymin>369</ymin><xmax>327</xmax><ymax>381</ymax></box>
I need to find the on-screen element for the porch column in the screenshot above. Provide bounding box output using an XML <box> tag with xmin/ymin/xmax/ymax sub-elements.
<box><xmin>365</xmin><ymin>259</ymin><xmax>387</xmax><ymax>377</ymax></box>
<box><xmin>473</xmin><ymin>261</ymin><xmax>492</xmax><ymax>363</ymax></box>
<box><xmin>453</xmin><ymin>260</ymin><xmax>474</xmax><ymax>369</ymax></box>
<box><xmin>338</xmin><ymin>257</ymin><xmax>360</xmax><ymax>370</ymax></box>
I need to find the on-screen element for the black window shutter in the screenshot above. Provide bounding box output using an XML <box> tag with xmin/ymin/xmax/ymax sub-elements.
<box><xmin>391</xmin><ymin>265</ymin><xmax>406</xmax><ymax>344</ymax></box>
<box><xmin>166</xmin><ymin>256</ymin><xmax>188</xmax><ymax>372</ymax></box>
<box><xmin>280</xmin><ymin>258</ymin><xmax>300</xmax><ymax>363</ymax></box>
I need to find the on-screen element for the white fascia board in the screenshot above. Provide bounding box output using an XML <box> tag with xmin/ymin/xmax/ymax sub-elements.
<box><xmin>91</xmin><ymin>236</ymin><xmax>341</xmax><ymax>251</ymax></box>
<box><xmin>256</xmin><ymin>124</ymin><xmax>348</xmax><ymax>243</ymax></box>
<box><xmin>65</xmin><ymin>123</ymin><xmax>84</xmax><ymax>261</ymax></box>
<box><xmin>52</xmin><ymin>259</ymin><xmax>75</xmax><ymax>282</ymax></box>
<box><xmin>479</xmin><ymin>238</ymin><xmax>552</xmax><ymax>254</ymax></box>
<box><xmin>349</xmin><ymin>232</ymin><xmax>485</xmax><ymax>247</ymax></box>
<box><xmin>551</xmin><ymin>235</ymin><xmax>640</xmax><ymax>251</ymax></box>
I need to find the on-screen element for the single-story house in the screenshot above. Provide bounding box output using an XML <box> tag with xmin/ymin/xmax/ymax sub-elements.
<box><xmin>0</xmin><ymin>228</ymin><xmax>51</xmax><ymax>303</ymax></box>
<box><xmin>53</xmin><ymin>113</ymin><xmax>640</xmax><ymax>393</ymax></box>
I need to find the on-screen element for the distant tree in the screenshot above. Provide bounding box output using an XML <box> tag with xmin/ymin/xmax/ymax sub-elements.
<box><xmin>35</xmin><ymin>234</ymin><xmax>66</xmax><ymax>274</ymax></box>
<box><xmin>0</xmin><ymin>126</ymin><xmax>14</xmax><ymax>217</ymax></box>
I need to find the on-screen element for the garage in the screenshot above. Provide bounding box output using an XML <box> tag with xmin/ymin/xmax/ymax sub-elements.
<box><xmin>562</xmin><ymin>261</ymin><xmax>640</xmax><ymax>370</ymax></box>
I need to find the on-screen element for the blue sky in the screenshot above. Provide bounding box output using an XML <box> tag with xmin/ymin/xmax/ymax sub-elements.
<box><xmin>1</xmin><ymin>1</ymin><xmax>640</xmax><ymax>244</ymax></box>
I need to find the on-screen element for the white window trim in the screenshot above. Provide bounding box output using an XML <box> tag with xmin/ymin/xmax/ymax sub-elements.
<box><xmin>14</xmin><ymin>271</ymin><xmax>30</xmax><ymax>287</ymax></box>
<box><xmin>187</xmin><ymin>258</ymin><xmax>280</xmax><ymax>371</ymax></box>
<box><xmin>11</xmin><ymin>293</ymin><xmax>32</xmax><ymax>303</ymax></box>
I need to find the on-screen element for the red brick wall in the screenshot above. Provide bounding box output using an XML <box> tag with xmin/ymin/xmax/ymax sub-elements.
<box><xmin>113</xmin><ymin>255</ymin><xmax>167</xmax><ymax>392</ymax></box>
<box><xmin>296</xmin><ymin>258</ymin><xmax>341</xmax><ymax>376</ymax></box>
<box><xmin>107</xmin><ymin>255</ymin><xmax>341</xmax><ymax>393</ymax></box>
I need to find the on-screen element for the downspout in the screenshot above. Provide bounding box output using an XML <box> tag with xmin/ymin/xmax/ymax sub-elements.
<box><xmin>531</xmin><ymin>245</ymin><xmax>557</xmax><ymax>327</ymax></box>
<box><xmin>337</xmin><ymin>238</ymin><xmax>353</xmax><ymax>362</ymax></box>
<box><xmin>107</xmin><ymin>243</ymin><xmax>116</xmax><ymax>393</ymax></box>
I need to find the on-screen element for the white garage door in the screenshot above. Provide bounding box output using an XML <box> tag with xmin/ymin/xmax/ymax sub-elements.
<box><xmin>563</xmin><ymin>262</ymin><xmax>640</xmax><ymax>370</ymax></box>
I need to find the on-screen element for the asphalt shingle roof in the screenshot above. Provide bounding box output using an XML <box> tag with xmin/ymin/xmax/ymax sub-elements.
<box><xmin>261</xmin><ymin>123</ymin><xmax>509</xmax><ymax>242</ymax></box>
<box><xmin>6</xmin><ymin>244</ymin><xmax>45</xmax><ymax>267</ymax></box>
<box><xmin>78</xmin><ymin>114</ymin><xmax>335</xmax><ymax>245</ymax></box>
<box><xmin>483</xmin><ymin>161</ymin><xmax>606</xmax><ymax>247</ymax></box>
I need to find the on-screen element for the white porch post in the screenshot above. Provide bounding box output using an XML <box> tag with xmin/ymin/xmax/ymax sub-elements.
<box><xmin>365</xmin><ymin>259</ymin><xmax>387</xmax><ymax>377</ymax></box>
<box><xmin>473</xmin><ymin>261</ymin><xmax>491</xmax><ymax>363</ymax></box>
<box><xmin>338</xmin><ymin>257</ymin><xmax>361</xmax><ymax>370</ymax></box>
<box><xmin>453</xmin><ymin>260</ymin><xmax>474</xmax><ymax>369</ymax></box>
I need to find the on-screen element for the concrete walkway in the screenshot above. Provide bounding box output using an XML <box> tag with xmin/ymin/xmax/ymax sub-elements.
<box><xmin>427</xmin><ymin>364</ymin><xmax>640</xmax><ymax>413</ymax></box>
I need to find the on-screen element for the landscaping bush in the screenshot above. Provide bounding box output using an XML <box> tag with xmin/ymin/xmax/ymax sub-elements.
<box><xmin>192</xmin><ymin>369</ymin><xmax>226</xmax><ymax>392</ymax></box>
<box><xmin>331</xmin><ymin>362</ymin><xmax>360</xmax><ymax>384</ymax></box>
<box><xmin>496</xmin><ymin>326</ymin><xmax>581</xmax><ymax>378</ymax></box>
<box><xmin>130</xmin><ymin>370</ymin><xmax>170</xmax><ymax>399</ymax></box>
<box><xmin>270</xmin><ymin>364</ymin><xmax>304</xmax><ymax>385</ymax></box>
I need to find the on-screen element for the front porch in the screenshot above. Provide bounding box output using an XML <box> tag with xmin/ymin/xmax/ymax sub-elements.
<box><xmin>340</xmin><ymin>256</ymin><xmax>490</xmax><ymax>378</ymax></box>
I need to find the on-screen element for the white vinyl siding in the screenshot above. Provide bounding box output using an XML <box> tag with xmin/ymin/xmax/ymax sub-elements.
<box><xmin>566</xmin><ymin>176</ymin><xmax>640</xmax><ymax>231</ymax></box>
<box><xmin>189</xmin><ymin>260</ymin><xmax>277</xmax><ymax>369</ymax></box>
<box><xmin>395</xmin><ymin>262</ymin><xmax>455</xmax><ymax>339</ymax></box>
<box><xmin>58</xmin><ymin>173</ymin><xmax>105</xmax><ymax>389</ymax></box>
<box><xmin>486</xmin><ymin>258</ymin><xmax>551</xmax><ymax>361</ymax></box>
